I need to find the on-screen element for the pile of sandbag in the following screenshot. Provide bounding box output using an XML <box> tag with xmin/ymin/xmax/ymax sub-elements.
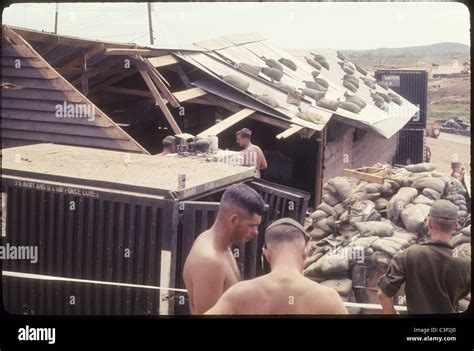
<box><xmin>303</xmin><ymin>162</ymin><xmax>470</xmax><ymax>313</ymax></box>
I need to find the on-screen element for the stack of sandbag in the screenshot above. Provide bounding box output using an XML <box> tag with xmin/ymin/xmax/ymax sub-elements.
<box><xmin>303</xmin><ymin>162</ymin><xmax>470</xmax><ymax>312</ymax></box>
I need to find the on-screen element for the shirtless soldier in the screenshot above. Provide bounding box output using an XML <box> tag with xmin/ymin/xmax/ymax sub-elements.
<box><xmin>205</xmin><ymin>218</ymin><xmax>348</xmax><ymax>315</ymax></box>
<box><xmin>183</xmin><ymin>183</ymin><xmax>265</xmax><ymax>314</ymax></box>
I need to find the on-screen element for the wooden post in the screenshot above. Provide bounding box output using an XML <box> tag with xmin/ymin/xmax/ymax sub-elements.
<box><xmin>147</xmin><ymin>3</ymin><xmax>154</xmax><ymax>45</ymax></box>
<box><xmin>139</xmin><ymin>68</ymin><xmax>182</xmax><ymax>134</ymax></box>
<box><xmin>314</xmin><ymin>127</ymin><xmax>326</xmax><ymax>208</ymax></box>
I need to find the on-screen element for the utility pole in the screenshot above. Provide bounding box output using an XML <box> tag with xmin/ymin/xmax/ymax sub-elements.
<box><xmin>54</xmin><ymin>3</ymin><xmax>59</xmax><ymax>34</ymax></box>
<box><xmin>147</xmin><ymin>3</ymin><xmax>154</xmax><ymax>45</ymax></box>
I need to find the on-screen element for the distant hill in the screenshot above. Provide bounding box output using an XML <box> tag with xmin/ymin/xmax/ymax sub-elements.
<box><xmin>343</xmin><ymin>42</ymin><xmax>470</xmax><ymax>58</ymax></box>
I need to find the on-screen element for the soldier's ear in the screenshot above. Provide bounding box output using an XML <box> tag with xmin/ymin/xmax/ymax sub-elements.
<box><xmin>229</xmin><ymin>214</ymin><xmax>239</xmax><ymax>225</ymax></box>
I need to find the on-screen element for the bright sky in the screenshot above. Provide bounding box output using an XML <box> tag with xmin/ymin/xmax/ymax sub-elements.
<box><xmin>2</xmin><ymin>2</ymin><xmax>470</xmax><ymax>50</ymax></box>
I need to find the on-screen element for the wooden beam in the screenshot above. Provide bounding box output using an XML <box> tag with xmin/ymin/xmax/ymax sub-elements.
<box><xmin>102</xmin><ymin>86</ymin><xmax>153</xmax><ymax>98</ymax></box>
<box><xmin>60</xmin><ymin>44</ymin><xmax>104</xmax><ymax>71</ymax></box>
<box><xmin>167</xmin><ymin>64</ymin><xmax>192</xmax><ymax>86</ymax></box>
<box><xmin>147</xmin><ymin>55</ymin><xmax>179</xmax><ymax>68</ymax></box>
<box><xmin>140</xmin><ymin>59</ymin><xmax>180</xmax><ymax>108</ymax></box>
<box><xmin>38</xmin><ymin>37</ymin><xmax>60</xmax><ymax>56</ymax></box>
<box><xmin>314</xmin><ymin>128</ymin><xmax>325</xmax><ymax>208</ymax></box>
<box><xmin>81</xmin><ymin>52</ymin><xmax>89</xmax><ymax>95</ymax></box>
<box><xmin>56</xmin><ymin>67</ymin><xmax>123</xmax><ymax>75</ymax></box>
<box><xmin>104</xmin><ymin>48</ymin><xmax>165</xmax><ymax>56</ymax></box>
<box><xmin>173</xmin><ymin>87</ymin><xmax>207</xmax><ymax>103</ymax></box>
<box><xmin>197</xmin><ymin>108</ymin><xmax>255</xmax><ymax>137</ymax></box>
<box><xmin>88</xmin><ymin>69</ymin><xmax>138</xmax><ymax>94</ymax></box>
<box><xmin>139</xmin><ymin>68</ymin><xmax>182</xmax><ymax>134</ymax></box>
<box><xmin>276</xmin><ymin>125</ymin><xmax>304</xmax><ymax>139</ymax></box>
<box><xmin>8</xmin><ymin>27</ymin><xmax>136</xmax><ymax>48</ymax></box>
<box><xmin>249</xmin><ymin>113</ymin><xmax>290</xmax><ymax>129</ymax></box>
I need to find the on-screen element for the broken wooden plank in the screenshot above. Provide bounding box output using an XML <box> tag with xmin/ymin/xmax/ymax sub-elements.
<box><xmin>343</xmin><ymin>167</ymin><xmax>390</xmax><ymax>184</ymax></box>
<box><xmin>147</xmin><ymin>54</ymin><xmax>179</xmax><ymax>68</ymax></box>
<box><xmin>139</xmin><ymin>68</ymin><xmax>182</xmax><ymax>134</ymax></box>
<box><xmin>60</xmin><ymin>44</ymin><xmax>104</xmax><ymax>71</ymax></box>
<box><xmin>276</xmin><ymin>125</ymin><xmax>303</xmax><ymax>139</ymax></box>
<box><xmin>142</xmin><ymin>60</ymin><xmax>180</xmax><ymax>108</ymax></box>
<box><xmin>173</xmin><ymin>87</ymin><xmax>207</xmax><ymax>103</ymax></box>
<box><xmin>102</xmin><ymin>86</ymin><xmax>153</xmax><ymax>98</ymax></box>
<box><xmin>88</xmin><ymin>69</ymin><xmax>137</xmax><ymax>93</ymax></box>
<box><xmin>104</xmin><ymin>48</ymin><xmax>166</xmax><ymax>56</ymax></box>
<box><xmin>197</xmin><ymin>108</ymin><xmax>255</xmax><ymax>137</ymax></box>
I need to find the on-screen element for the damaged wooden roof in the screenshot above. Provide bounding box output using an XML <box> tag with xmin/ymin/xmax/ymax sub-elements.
<box><xmin>1</xmin><ymin>25</ymin><xmax>149</xmax><ymax>153</ymax></box>
<box><xmin>170</xmin><ymin>33</ymin><xmax>419</xmax><ymax>138</ymax></box>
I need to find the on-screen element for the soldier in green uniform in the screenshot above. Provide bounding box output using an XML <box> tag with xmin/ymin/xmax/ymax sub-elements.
<box><xmin>377</xmin><ymin>200</ymin><xmax>471</xmax><ymax>314</ymax></box>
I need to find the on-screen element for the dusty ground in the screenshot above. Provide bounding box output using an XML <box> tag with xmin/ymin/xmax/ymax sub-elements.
<box><xmin>426</xmin><ymin>132</ymin><xmax>470</xmax><ymax>175</ymax></box>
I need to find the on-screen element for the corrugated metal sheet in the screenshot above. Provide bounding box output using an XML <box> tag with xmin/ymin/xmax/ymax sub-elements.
<box><xmin>172</xmin><ymin>36</ymin><xmax>418</xmax><ymax>138</ymax></box>
<box><xmin>431</xmin><ymin>65</ymin><xmax>464</xmax><ymax>75</ymax></box>
<box><xmin>394</xmin><ymin>128</ymin><xmax>426</xmax><ymax>165</ymax></box>
<box><xmin>2</xmin><ymin>32</ymin><xmax>148</xmax><ymax>153</ymax></box>
<box><xmin>375</xmin><ymin>69</ymin><xmax>428</xmax><ymax>128</ymax></box>
<box><xmin>1</xmin><ymin>175</ymin><xmax>176</xmax><ymax>315</ymax></box>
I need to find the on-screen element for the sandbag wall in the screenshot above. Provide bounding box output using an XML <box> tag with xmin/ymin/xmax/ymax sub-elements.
<box><xmin>303</xmin><ymin>162</ymin><xmax>471</xmax><ymax>313</ymax></box>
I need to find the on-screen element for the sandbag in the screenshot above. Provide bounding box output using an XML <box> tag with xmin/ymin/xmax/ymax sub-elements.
<box><xmin>308</xmin><ymin>227</ymin><xmax>331</xmax><ymax>240</ymax></box>
<box><xmin>355</xmin><ymin>64</ymin><xmax>367</xmax><ymax>75</ymax></box>
<box><xmin>339</xmin><ymin>101</ymin><xmax>361</xmax><ymax>114</ymax></box>
<box><xmin>322</xmin><ymin>194</ymin><xmax>340</xmax><ymax>206</ymax></box>
<box><xmin>302</xmin><ymin>87</ymin><xmax>326</xmax><ymax>100</ymax></box>
<box><xmin>311</xmin><ymin>53</ymin><xmax>327</xmax><ymax>61</ymax></box>
<box><xmin>422</xmin><ymin>188</ymin><xmax>441</xmax><ymax>200</ymax></box>
<box><xmin>348</xmin><ymin>236</ymin><xmax>379</xmax><ymax>248</ymax></box>
<box><xmin>320</xmin><ymin>279</ymin><xmax>353</xmax><ymax>297</ymax></box>
<box><xmin>378</xmin><ymin>92</ymin><xmax>392</xmax><ymax>103</ymax></box>
<box><xmin>364</xmin><ymin>183</ymin><xmax>383</xmax><ymax>193</ymax></box>
<box><xmin>373</xmin><ymin>251</ymin><xmax>393</xmax><ymax>267</ymax></box>
<box><xmin>275</xmin><ymin>82</ymin><xmax>297</xmax><ymax>93</ymax></box>
<box><xmin>333</xmin><ymin>203</ymin><xmax>346</xmax><ymax>216</ymax></box>
<box><xmin>461</xmin><ymin>225</ymin><xmax>471</xmax><ymax>237</ymax></box>
<box><xmin>413</xmin><ymin>194</ymin><xmax>434</xmax><ymax>205</ymax></box>
<box><xmin>375</xmin><ymin>198</ymin><xmax>388</xmax><ymax>211</ymax></box>
<box><xmin>393</xmin><ymin>231</ymin><xmax>417</xmax><ymax>242</ymax></box>
<box><xmin>366</xmin><ymin>192</ymin><xmax>381</xmax><ymax>201</ymax></box>
<box><xmin>414</xmin><ymin>203</ymin><xmax>431</xmax><ymax>218</ymax></box>
<box><xmin>318</xmin><ymin>59</ymin><xmax>330</xmax><ymax>70</ymax></box>
<box><xmin>321</xmin><ymin>252</ymin><xmax>350</xmax><ymax>275</ymax></box>
<box><xmin>296</xmin><ymin>111</ymin><xmax>325</xmax><ymax>124</ymax></box>
<box><xmin>377</xmin><ymin>81</ymin><xmax>389</xmax><ymax>90</ymax></box>
<box><xmin>311</xmin><ymin>210</ymin><xmax>328</xmax><ymax>222</ymax></box>
<box><xmin>384</xmin><ymin>236</ymin><xmax>411</xmax><ymax>249</ymax></box>
<box><xmin>223</xmin><ymin>75</ymin><xmax>250</xmax><ymax>91</ymax></box>
<box><xmin>303</xmin><ymin>252</ymin><xmax>324</xmax><ymax>269</ymax></box>
<box><xmin>387</xmin><ymin>187</ymin><xmax>418</xmax><ymax>223</ymax></box>
<box><xmin>343</xmin><ymin>80</ymin><xmax>358</xmax><ymax>93</ymax></box>
<box><xmin>372</xmin><ymin>238</ymin><xmax>404</xmax><ymax>257</ymax></box>
<box><xmin>451</xmin><ymin>234</ymin><xmax>471</xmax><ymax>247</ymax></box>
<box><xmin>316</xmin><ymin>98</ymin><xmax>340</xmax><ymax>111</ymax></box>
<box><xmin>311</xmin><ymin>70</ymin><xmax>321</xmax><ymax>78</ymax></box>
<box><xmin>263</xmin><ymin>57</ymin><xmax>284</xmax><ymax>71</ymax></box>
<box><xmin>304</xmin><ymin>80</ymin><xmax>327</xmax><ymax>92</ymax></box>
<box><xmin>354</xmin><ymin>221</ymin><xmax>393</xmax><ymax>237</ymax></box>
<box><xmin>327</xmin><ymin>177</ymin><xmax>352</xmax><ymax>202</ymax></box>
<box><xmin>238</xmin><ymin>62</ymin><xmax>262</xmax><ymax>76</ymax></box>
<box><xmin>313</xmin><ymin>218</ymin><xmax>334</xmax><ymax>233</ymax></box>
<box><xmin>306</xmin><ymin>57</ymin><xmax>322</xmax><ymax>70</ymax></box>
<box><xmin>345</xmin><ymin>94</ymin><xmax>367</xmax><ymax>109</ymax></box>
<box><xmin>314</xmin><ymin>78</ymin><xmax>329</xmax><ymax>89</ymax></box>
<box><xmin>371</xmin><ymin>92</ymin><xmax>384</xmax><ymax>104</ymax></box>
<box><xmin>453</xmin><ymin>243</ymin><xmax>471</xmax><ymax>259</ymax></box>
<box><xmin>412</xmin><ymin>177</ymin><xmax>446</xmax><ymax>193</ymax></box>
<box><xmin>318</xmin><ymin>202</ymin><xmax>336</xmax><ymax>216</ymax></box>
<box><xmin>401</xmin><ymin>204</ymin><xmax>426</xmax><ymax>232</ymax></box>
<box><xmin>256</xmin><ymin>94</ymin><xmax>279</xmax><ymax>108</ymax></box>
<box><xmin>405</xmin><ymin>163</ymin><xmax>436</xmax><ymax>173</ymax></box>
<box><xmin>278</xmin><ymin>57</ymin><xmax>297</xmax><ymax>71</ymax></box>
<box><xmin>261</xmin><ymin>67</ymin><xmax>283</xmax><ymax>81</ymax></box>
<box><xmin>362</xmin><ymin>77</ymin><xmax>376</xmax><ymax>89</ymax></box>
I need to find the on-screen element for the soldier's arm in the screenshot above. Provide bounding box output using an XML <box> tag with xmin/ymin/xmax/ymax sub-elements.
<box><xmin>189</xmin><ymin>257</ymin><xmax>227</xmax><ymax>315</ymax></box>
<box><xmin>377</xmin><ymin>251</ymin><xmax>407</xmax><ymax>314</ymax></box>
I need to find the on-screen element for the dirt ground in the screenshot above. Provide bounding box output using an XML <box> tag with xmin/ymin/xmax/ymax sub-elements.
<box><xmin>426</xmin><ymin>132</ymin><xmax>470</xmax><ymax>176</ymax></box>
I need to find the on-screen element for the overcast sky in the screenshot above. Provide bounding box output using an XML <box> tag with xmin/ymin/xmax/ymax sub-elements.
<box><xmin>2</xmin><ymin>2</ymin><xmax>470</xmax><ymax>50</ymax></box>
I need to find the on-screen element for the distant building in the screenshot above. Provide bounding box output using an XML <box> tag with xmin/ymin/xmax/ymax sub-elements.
<box><xmin>431</xmin><ymin>64</ymin><xmax>469</xmax><ymax>78</ymax></box>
